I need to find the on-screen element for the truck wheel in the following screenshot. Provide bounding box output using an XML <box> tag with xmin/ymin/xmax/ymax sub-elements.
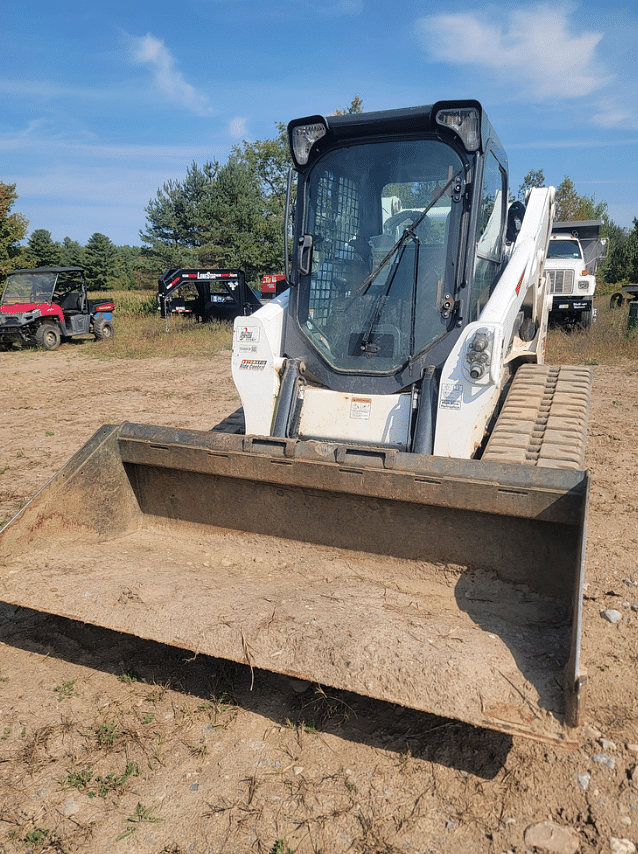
<box><xmin>35</xmin><ymin>322</ymin><xmax>62</xmax><ymax>351</ymax></box>
<box><xmin>93</xmin><ymin>317</ymin><xmax>114</xmax><ymax>341</ymax></box>
<box><xmin>578</xmin><ymin>310</ymin><xmax>593</xmax><ymax>330</ymax></box>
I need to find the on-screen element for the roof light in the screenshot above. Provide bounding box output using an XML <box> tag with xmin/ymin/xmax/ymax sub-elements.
<box><xmin>436</xmin><ymin>107</ymin><xmax>481</xmax><ymax>151</ymax></box>
<box><xmin>291</xmin><ymin>122</ymin><xmax>327</xmax><ymax>166</ymax></box>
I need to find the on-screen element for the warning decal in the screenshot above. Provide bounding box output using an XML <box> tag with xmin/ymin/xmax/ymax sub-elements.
<box><xmin>350</xmin><ymin>397</ymin><xmax>372</xmax><ymax>420</ymax></box>
<box><xmin>440</xmin><ymin>383</ymin><xmax>463</xmax><ymax>410</ymax></box>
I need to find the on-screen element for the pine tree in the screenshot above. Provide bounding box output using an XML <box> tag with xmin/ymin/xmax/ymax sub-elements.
<box><xmin>27</xmin><ymin>229</ymin><xmax>61</xmax><ymax>267</ymax></box>
<box><xmin>140</xmin><ymin>162</ymin><xmax>217</xmax><ymax>270</ymax></box>
<box><xmin>84</xmin><ymin>233</ymin><xmax>117</xmax><ymax>290</ymax></box>
<box><xmin>60</xmin><ymin>237</ymin><xmax>86</xmax><ymax>268</ymax></box>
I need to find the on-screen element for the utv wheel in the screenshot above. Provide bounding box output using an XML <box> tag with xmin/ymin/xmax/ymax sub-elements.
<box><xmin>93</xmin><ymin>317</ymin><xmax>114</xmax><ymax>341</ymax></box>
<box><xmin>35</xmin><ymin>323</ymin><xmax>61</xmax><ymax>351</ymax></box>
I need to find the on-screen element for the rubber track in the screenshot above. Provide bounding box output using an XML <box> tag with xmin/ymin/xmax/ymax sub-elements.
<box><xmin>211</xmin><ymin>407</ymin><xmax>246</xmax><ymax>434</ymax></box>
<box><xmin>482</xmin><ymin>364</ymin><xmax>592</xmax><ymax>469</ymax></box>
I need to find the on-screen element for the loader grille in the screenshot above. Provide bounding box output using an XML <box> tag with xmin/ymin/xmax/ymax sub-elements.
<box><xmin>547</xmin><ymin>269</ymin><xmax>575</xmax><ymax>294</ymax></box>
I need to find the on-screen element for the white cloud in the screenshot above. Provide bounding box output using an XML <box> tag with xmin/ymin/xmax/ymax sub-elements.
<box><xmin>591</xmin><ymin>107</ymin><xmax>633</xmax><ymax>129</ymax></box>
<box><xmin>415</xmin><ymin>3</ymin><xmax>612</xmax><ymax>101</ymax></box>
<box><xmin>127</xmin><ymin>33</ymin><xmax>214</xmax><ymax>116</ymax></box>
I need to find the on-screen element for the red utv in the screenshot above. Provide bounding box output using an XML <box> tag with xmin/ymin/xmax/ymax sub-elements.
<box><xmin>0</xmin><ymin>267</ymin><xmax>114</xmax><ymax>351</ymax></box>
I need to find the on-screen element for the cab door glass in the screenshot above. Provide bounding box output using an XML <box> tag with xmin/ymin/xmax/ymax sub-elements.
<box><xmin>471</xmin><ymin>151</ymin><xmax>506</xmax><ymax>320</ymax></box>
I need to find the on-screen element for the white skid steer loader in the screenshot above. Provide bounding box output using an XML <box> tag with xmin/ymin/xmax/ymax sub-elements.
<box><xmin>0</xmin><ymin>101</ymin><xmax>591</xmax><ymax>746</ymax></box>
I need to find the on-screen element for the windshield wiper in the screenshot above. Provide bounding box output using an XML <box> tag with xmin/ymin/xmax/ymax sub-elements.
<box><xmin>354</xmin><ymin>166</ymin><xmax>465</xmax><ymax>300</ymax></box>
<box><xmin>359</xmin><ymin>237</ymin><xmax>414</xmax><ymax>354</ymax></box>
<box><xmin>358</xmin><ymin>167</ymin><xmax>465</xmax><ymax>355</ymax></box>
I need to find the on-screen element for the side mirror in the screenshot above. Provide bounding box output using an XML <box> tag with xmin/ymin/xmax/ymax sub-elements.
<box><xmin>506</xmin><ymin>201</ymin><xmax>526</xmax><ymax>243</ymax></box>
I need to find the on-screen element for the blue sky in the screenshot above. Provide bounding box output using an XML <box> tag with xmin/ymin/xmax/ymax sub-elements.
<box><xmin>1</xmin><ymin>0</ymin><xmax>637</xmax><ymax>247</ymax></box>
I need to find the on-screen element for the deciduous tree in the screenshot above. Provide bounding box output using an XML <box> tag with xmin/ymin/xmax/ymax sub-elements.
<box><xmin>554</xmin><ymin>177</ymin><xmax>607</xmax><ymax>222</ymax></box>
<box><xmin>517</xmin><ymin>169</ymin><xmax>545</xmax><ymax>201</ymax></box>
<box><xmin>0</xmin><ymin>182</ymin><xmax>28</xmax><ymax>278</ymax></box>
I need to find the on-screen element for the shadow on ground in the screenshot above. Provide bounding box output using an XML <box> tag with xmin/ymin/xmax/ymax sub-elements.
<box><xmin>0</xmin><ymin>602</ymin><xmax>512</xmax><ymax>780</ymax></box>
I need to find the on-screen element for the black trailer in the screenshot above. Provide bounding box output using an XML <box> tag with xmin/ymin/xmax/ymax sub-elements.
<box><xmin>157</xmin><ymin>269</ymin><xmax>261</xmax><ymax>322</ymax></box>
<box><xmin>609</xmin><ymin>283</ymin><xmax>638</xmax><ymax>308</ymax></box>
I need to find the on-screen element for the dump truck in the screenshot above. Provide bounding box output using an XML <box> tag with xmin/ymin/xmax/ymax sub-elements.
<box><xmin>545</xmin><ymin>220</ymin><xmax>608</xmax><ymax>328</ymax></box>
<box><xmin>0</xmin><ymin>101</ymin><xmax>592</xmax><ymax>746</ymax></box>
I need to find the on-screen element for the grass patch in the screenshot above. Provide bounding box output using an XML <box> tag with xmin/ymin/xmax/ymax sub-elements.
<box><xmin>92</xmin><ymin>313</ymin><xmax>233</xmax><ymax>360</ymax></box>
<box><xmin>87</xmin><ymin>289</ymin><xmax>233</xmax><ymax>359</ymax></box>
<box><xmin>22</xmin><ymin>826</ymin><xmax>50</xmax><ymax>848</ymax></box>
<box><xmin>116</xmin><ymin>802</ymin><xmax>163</xmax><ymax>841</ymax></box>
<box><xmin>95</xmin><ymin>720</ymin><xmax>125</xmax><ymax>750</ymax></box>
<box><xmin>63</xmin><ymin>761</ymin><xmax>140</xmax><ymax>799</ymax></box>
<box><xmin>53</xmin><ymin>679</ymin><xmax>78</xmax><ymax>701</ymax></box>
<box><xmin>546</xmin><ymin>297</ymin><xmax>638</xmax><ymax>367</ymax></box>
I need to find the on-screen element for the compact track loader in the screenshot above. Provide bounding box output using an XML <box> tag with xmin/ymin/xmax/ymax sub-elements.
<box><xmin>0</xmin><ymin>101</ymin><xmax>591</xmax><ymax>745</ymax></box>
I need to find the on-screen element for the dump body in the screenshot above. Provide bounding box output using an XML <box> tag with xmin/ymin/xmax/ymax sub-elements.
<box><xmin>0</xmin><ymin>419</ymin><xmax>588</xmax><ymax>745</ymax></box>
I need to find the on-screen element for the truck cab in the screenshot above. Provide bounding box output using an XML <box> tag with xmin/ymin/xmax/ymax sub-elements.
<box><xmin>545</xmin><ymin>220</ymin><xmax>608</xmax><ymax>328</ymax></box>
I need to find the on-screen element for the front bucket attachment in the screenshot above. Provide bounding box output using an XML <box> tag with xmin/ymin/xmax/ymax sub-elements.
<box><xmin>0</xmin><ymin>422</ymin><xmax>588</xmax><ymax>746</ymax></box>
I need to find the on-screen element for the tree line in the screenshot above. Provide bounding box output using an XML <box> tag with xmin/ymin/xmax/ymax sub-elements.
<box><xmin>1</xmin><ymin>96</ymin><xmax>637</xmax><ymax>292</ymax></box>
<box><xmin>0</xmin><ymin>182</ymin><xmax>148</xmax><ymax>290</ymax></box>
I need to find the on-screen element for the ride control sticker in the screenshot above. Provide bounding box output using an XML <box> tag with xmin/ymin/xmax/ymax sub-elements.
<box><xmin>440</xmin><ymin>383</ymin><xmax>463</xmax><ymax>410</ymax></box>
<box><xmin>239</xmin><ymin>359</ymin><xmax>267</xmax><ymax>371</ymax></box>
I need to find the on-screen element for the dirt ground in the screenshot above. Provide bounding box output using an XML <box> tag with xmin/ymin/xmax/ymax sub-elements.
<box><xmin>0</xmin><ymin>343</ymin><xmax>637</xmax><ymax>854</ymax></box>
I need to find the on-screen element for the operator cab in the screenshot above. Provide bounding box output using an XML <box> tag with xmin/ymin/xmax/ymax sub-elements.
<box><xmin>284</xmin><ymin>101</ymin><xmax>509</xmax><ymax>395</ymax></box>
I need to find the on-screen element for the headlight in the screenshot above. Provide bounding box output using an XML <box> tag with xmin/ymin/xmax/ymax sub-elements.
<box><xmin>578</xmin><ymin>280</ymin><xmax>589</xmax><ymax>290</ymax></box>
<box><xmin>436</xmin><ymin>107</ymin><xmax>480</xmax><ymax>151</ymax></box>
<box><xmin>290</xmin><ymin>121</ymin><xmax>327</xmax><ymax>167</ymax></box>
